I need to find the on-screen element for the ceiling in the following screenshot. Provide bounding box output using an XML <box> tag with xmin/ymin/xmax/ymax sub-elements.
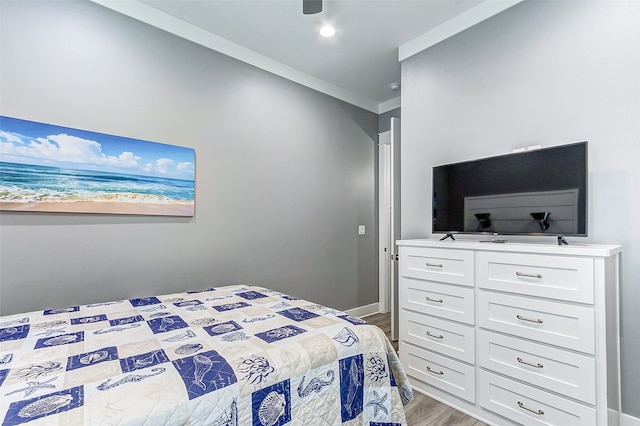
<box><xmin>92</xmin><ymin>0</ymin><xmax>521</xmax><ymax>113</ymax></box>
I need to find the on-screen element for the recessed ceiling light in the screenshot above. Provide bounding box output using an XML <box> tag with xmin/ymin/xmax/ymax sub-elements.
<box><xmin>320</xmin><ymin>25</ymin><xmax>336</xmax><ymax>38</ymax></box>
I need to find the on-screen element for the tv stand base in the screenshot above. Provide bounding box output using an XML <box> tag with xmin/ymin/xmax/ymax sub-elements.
<box><xmin>439</xmin><ymin>233</ymin><xmax>456</xmax><ymax>241</ymax></box>
<box><xmin>557</xmin><ymin>236</ymin><xmax>569</xmax><ymax>245</ymax></box>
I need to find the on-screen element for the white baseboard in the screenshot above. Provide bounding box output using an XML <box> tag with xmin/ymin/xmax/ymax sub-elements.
<box><xmin>345</xmin><ymin>302</ymin><xmax>379</xmax><ymax>318</ymax></box>
<box><xmin>621</xmin><ymin>412</ymin><xmax>640</xmax><ymax>426</ymax></box>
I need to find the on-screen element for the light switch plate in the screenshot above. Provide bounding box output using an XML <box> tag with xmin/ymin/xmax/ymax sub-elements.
<box><xmin>358</xmin><ymin>225</ymin><xmax>366</xmax><ymax>235</ymax></box>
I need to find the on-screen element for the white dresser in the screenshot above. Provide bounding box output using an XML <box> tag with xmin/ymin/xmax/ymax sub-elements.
<box><xmin>397</xmin><ymin>239</ymin><xmax>621</xmax><ymax>426</ymax></box>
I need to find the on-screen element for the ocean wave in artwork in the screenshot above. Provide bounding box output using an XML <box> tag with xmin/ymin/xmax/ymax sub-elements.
<box><xmin>0</xmin><ymin>162</ymin><xmax>194</xmax><ymax>204</ymax></box>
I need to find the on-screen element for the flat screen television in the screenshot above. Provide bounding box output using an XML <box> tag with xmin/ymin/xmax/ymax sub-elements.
<box><xmin>432</xmin><ymin>141</ymin><xmax>587</xmax><ymax>241</ymax></box>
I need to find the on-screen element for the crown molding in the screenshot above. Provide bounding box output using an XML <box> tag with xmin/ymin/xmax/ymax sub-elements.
<box><xmin>399</xmin><ymin>0</ymin><xmax>524</xmax><ymax>62</ymax></box>
<box><xmin>378</xmin><ymin>97</ymin><xmax>401</xmax><ymax>114</ymax></box>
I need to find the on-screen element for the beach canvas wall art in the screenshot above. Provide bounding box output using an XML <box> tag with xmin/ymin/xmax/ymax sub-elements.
<box><xmin>0</xmin><ymin>116</ymin><xmax>195</xmax><ymax>216</ymax></box>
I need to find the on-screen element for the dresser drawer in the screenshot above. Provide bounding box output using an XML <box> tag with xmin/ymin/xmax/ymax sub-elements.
<box><xmin>478</xmin><ymin>371</ymin><xmax>596</xmax><ymax>426</ymax></box>
<box><xmin>478</xmin><ymin>291</ymin><xmax>594</xmax><ymax>354</ymax></box>
<box><xmin>402</xmin><ymin>310</ymin><xmax>475</xmax><ymax>364</ymax></box>
<box><xmin>477</xmin><ymin>251</ymin><xmax>594</xmax><ymax>304</ymax></box>
<box><xmin>478</xmin><ymin>330</ymin><xmax>596</xmax><ymax>404</ymax></box>
<box><xmin>401</xmin><ymin>343</ymin><xmax>476</xmax><ymax>403</ymax></box>
<box><xmin>401</xmin><ymin>278</ymin><xmax>474</xmax><ymax>325</ymax></box>
<box><xmin>400</xmin><ymin>246</ymin><xmax>474</xmax><ymax>286</ymax></box>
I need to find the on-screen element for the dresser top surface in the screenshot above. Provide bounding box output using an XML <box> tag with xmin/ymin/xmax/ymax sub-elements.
<box><xmin>397</xmin><ymin>238</ymin><xmax>622</xmax><ymax>257</ymax></box>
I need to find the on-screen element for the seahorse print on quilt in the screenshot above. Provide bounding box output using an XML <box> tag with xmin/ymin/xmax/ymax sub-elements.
<box><xmin>297</xmin><ymin>370</ymin><xmax>335</xmax><ymax>398</ymax></box>
<box><xmin>97</xmin><ymin>367</ymin><xmax>166</xmax><ymax>391</ymax></box>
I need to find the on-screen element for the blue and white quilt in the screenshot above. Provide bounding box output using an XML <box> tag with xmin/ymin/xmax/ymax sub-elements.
<box><xmin>0</xmin><ymin>285</ymin><xmax>413</xmax><ymax>425</ymax></box>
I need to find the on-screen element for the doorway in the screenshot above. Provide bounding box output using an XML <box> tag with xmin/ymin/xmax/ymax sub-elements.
<box><xmin>378</xmin><ymin>117</ymin><xmax>400</xmax><ymax>341</ymax></box>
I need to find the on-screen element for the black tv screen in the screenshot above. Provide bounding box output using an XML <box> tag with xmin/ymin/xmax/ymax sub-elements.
<box><xmin>432</xmin><ymin>141</ymin><xmax>587</xmax><ymax>237</ymax></box>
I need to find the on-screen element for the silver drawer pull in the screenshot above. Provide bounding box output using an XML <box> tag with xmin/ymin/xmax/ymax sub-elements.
<box><xmin>517</xmin><ymin>357</ymin><xmax>544</xmax><ymax>369</ymax></box>
<box><xmin>516</xmin><ymin>314</ymin><xmax>543</xmax><ymax>324</ymax></box>
<box><xmin>425</xmin><ymin>297</ymin><xmax>444</xmax><ymax>303</ymax></box>
<box><xmin>426</xmin><ymin>331</ymin><xmax>444</xmax><ymax>339</ymax></box>
<box><xmin>518</xmin><ymin>401</ymin><xmax>544</xmax><ymax>416</ymax></box>
<box><xmin>426</xmin><ymin>262</ymin><xmax>443</xmax><ymax>268</ymax></box>
<box><xmin>516</xmin><ymin>271</ymin><xmax>542</xmax><ymax>279</ymax></box>
<box><xmin>426</xmin><ymin>366</ymin><xmax>444</xmax><ymax>375</ymax></box>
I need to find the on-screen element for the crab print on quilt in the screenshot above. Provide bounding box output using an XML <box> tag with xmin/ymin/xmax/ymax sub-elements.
<box><xmin>0</xmin><ymin>285</ymin><xmax>413</xmax><ymax>425</ymax></box>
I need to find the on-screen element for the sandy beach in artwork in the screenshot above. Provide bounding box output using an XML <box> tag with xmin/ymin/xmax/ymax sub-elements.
<box><xmin>0</xmin><ymin>201</ymin><xmax>194</xmax><ymax>216</ymax></box>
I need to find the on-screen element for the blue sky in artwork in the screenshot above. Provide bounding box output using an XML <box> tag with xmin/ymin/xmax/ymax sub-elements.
<box><xmin>0</xmin><ymin>116</ymin><xmax>194</xmax><ymax>180</ymax></box>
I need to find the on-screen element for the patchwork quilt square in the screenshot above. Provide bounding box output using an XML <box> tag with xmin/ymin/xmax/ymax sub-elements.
<box><xmin>33</xmin><ymin>332</ymin><xmax>84</xmax><ymax>349</ymax></box>
<box><xmin>66</xmin><ymin>346</ymin><xmax>119</xmax><ymax>371</ymax></box>
<box><xmin>147</xmin><ymin>316</ymin><xmax>189</xmax><ymax>334</ymax></box>
<box><xmin>0</xmin><ymin>325</ymin><xmax>30</xmax><ymax>342</ymax></box>
<box><xmin>119</xmin><ymin>349</ymin><xmax>169</xmax><ymax>373</ymax></box>
<box><xmin>212</xmin><ymin>302</ymin><xmax>251</xmax><ymax>312</ymax></box>
<box><xmin>277</xmin><ymin>308</ymin><xmax>319</xmax><ymax>322</ymax></box>
<box><xmin>339</xmin><ymin>354</ymin><xmax>364</xmax><ymax>422</ymax></box>
<box><xmin>172</xmin><ymin>349</ymin><xmax>237</xmax><ymax>400</ymax></box>
<box><xmin>251</xmin><ymin>379</ymin><xmax>291</xmax><ymax>426</ymax></box>
<box><xmin>236</xmin><ymin>291</ymin><xmax>268</xmax><ymax>301</ymax></box>
<box><xmin>129</xmin><ymin>297</ymin><xmax>162</xmax><ymax>307</ymax></box>
<box><xmin>2</xmin><ymin>386</ymin><xmax>84</xmax><ymax>425</ymax></box>
<box><xmin>203</xmin><ymin>321</ymin><xmax>243</xmax><ymax>337</ymax></box>
<box><xmin>70</xmin><ymin>315</ymin><xmax>108</xmax><ymax>325</ymax></box>
<box><xmin>255</xmin><ymin>325</ymin><xmax>306</xmax><ymax>344</ymax></box>
<box><xmin>43</xmin><ymin>307</ymin><xmax>79</xmax><ymax>315</ymax></box>
<box><xmin>109</xmin><ymin>315</ymin><xmax>144</xmax><ymax>326</ymax></box>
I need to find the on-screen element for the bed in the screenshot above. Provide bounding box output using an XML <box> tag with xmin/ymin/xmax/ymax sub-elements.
<box><xmin>0</xmin><ymin>285</ymin><xmax>413</xmax><ymax>425</ymax></box>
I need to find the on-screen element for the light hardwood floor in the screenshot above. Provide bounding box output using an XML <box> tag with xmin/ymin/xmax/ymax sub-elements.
<box><xmin>365</xmin><ymin>313</ymin><xmax>488</xmax><ymax>426</ymax></box>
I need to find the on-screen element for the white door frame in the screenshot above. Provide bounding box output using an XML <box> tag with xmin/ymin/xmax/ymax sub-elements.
<box><xmin>378</xmin><ymin>117</ymin><xmax>400</xmax><ymax>341</ymax></box>
<box><xmin>378</xmin><ymin>132</ymin><xmax>391</xmax><ymax>314</ymax></box>
<box><xmin>389</xmin><ymin>117</ymin><xmax>400</xmax><ymax>341</ymax></box>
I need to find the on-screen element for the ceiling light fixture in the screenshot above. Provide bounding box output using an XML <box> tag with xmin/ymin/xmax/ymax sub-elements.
<box><xmin>303</xmin><ymin>0</ymin><xmax>322</xmax><ymax>15</ymax></box>
<box><xmin>320</xmin><ymin>25</ymin><xmax>336</xmax><ymax>38</ymax></box>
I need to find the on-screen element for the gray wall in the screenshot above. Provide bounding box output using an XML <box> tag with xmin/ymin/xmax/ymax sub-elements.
<box><xmin>0</xmin><ymin>1</ymin><xmax>378</xmax><ymax>315</ymax></box>
<box><xmin>401</xmin><ymin>1</ymin><xmax>639</xmax><ymax>417</ymax></box>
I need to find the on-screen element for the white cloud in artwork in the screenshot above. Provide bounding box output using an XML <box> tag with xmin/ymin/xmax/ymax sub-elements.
<box><xmin>103</xmin><ymin>151</ymin><xmax>142</xmax><ymax>168</ymax></box>
<box><xmin>0</xmin><ymin>130</ymin><xmax>23</xmax><ymax>143</ymax></box>
<box><xmin>0</xmin><ymin>130</ymin><xmax>193</xmax><ymax>180</ymax></box>
<box><xmin>155</xmin><ymin>158</ymin><xmax>174</xmax><ymax>174</ymax></box>
<box><xmin>177</xmin><ymin>162</ymin><xmax>194</xmax><ymax>172</ymax></box>
<box><xmin>137</xmin><ymin>158</ymin><xmax>193</xmax><ymax>176</ymax></box>
<box><xmin>0</xmin><ymin>132</ymin><xmax>143</xmax><ymax>170</ymax></box>
<box><xmin>0</xmin><ymin>141</ymin><xmax>19</xmax><ymax>155</ymax></box>
<box><xmin>34</xmin><ymin>134</ymin><xmax>107</xmax><ymax>164</ymax></box>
